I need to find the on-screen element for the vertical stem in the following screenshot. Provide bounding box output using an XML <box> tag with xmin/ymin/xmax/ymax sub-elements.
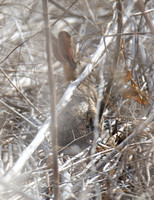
<box><xmin>99</xmin><ymin>0</ymin><xmax>122</xmax><ymax>123</ymax></box>
<box><xmin>42</xmin><ymin>0</ymin><xmax>59</xmax><ymax>199</ymax></box>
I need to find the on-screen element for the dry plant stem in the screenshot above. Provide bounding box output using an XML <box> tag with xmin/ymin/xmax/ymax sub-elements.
<box><xmin>4</xmin><ymin>117</ymin><xmax>50</xmax><ymax>182</ymax></box>
<box><xmin>85</xmin><ymin>0</ymin><xmax>95</xmax><ymax>22</ymax></box>
<box><xmin>52</xmin><ymin>0</ymin><xmax>78</xmax><ymax>27</ymax></box>
<box><xmin>49</xmin><ymin>0</ymin><xmax>83</xmax><ymax>20</ymax></box>
<box><xmin>59</xmin><ymin>159</ymin><xmax>74</xmax><ymax>200</ymax></box>
<box><xmin>0</xmin><ymin>99</ymin><xmax>38</xmax><ymax>129</ymax></box>
<box><xmin>0</xmin><ymin>68</ymin><xmax>43</xmax><ymax>116</ymax></box>
<box><xmin>90</xmin><ymin>109</ymin><xmax>154</xmax><ymax>175</ymax></box>
<box><xmin>99</xmin><ymin>0</ymin><xmax>122</xmax><ymax>123</ymax></box>
<box><xmin>136</xmin><ymin>0</ymin><xmax>154</xmax><ymax>34</ymax></box>
<box><xmin>0</xmin><ymin>30</ymin><xmax>42</xmax><ymax>65</ymax></box>
<box><xmin>42</xmin><ymin>0</ymin><xmax>59</xmax><ymax>199</ymax></box>
<box><xmin>46</xmin><ymin>172</ymin><xmax>52</xmax><ymax>195</ymax></box>
<box><xmin>133</xmin><ymin>8</ymin><xmax>154</xmax><ymax>16</ymax></box>
<box><xmin>0</xmin><ymin>3</ymin><xmax>43</xmax><ymax>14</ymax></box>
<box><xmin>104</xmin><ymin>32</ymin><xmax>150</xmax><ymax>37</ymax></box>
<box><xmin>11</xmin><ymin>11</ymin><xmax>33</xmax><ymax>62</ymax></box>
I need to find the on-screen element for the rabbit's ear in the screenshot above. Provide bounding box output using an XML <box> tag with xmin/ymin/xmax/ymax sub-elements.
<box><xmin>51</xmin><ymin>32</ymin><xmax>77</xmax><ymax>82</ymax></box>
<box><xmin>58</xmin><ymin>31</ymin><xmax>76</xmax><ymax>70</ymax></box>
<box><xmin>51</xmin><ymin>34</ymin><xmax>65</xmax><ymax>63</ymax></box>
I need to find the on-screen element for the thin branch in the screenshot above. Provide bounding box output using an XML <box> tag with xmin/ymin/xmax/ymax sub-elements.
<box><xmin>4</xmin><ymin>117</ymin><xmax>50</xmax><ymax>182</ymax></box>
<box><xmin>81</xmin><ymin>109</ymin><xmax>154</xmax><ymax>182</ymax></box>
<box><xmin>49</xmin><ymin>0</ymin><xmax>82</xmax><ymax>19</ymax></box>
<box><xmin>0</xmin><ymin>68</ymin><xmax>43</xmax><ymax>116</ymax></box>
<box><xmin>42</xmin><ymin>0</ymin><xmax>59</xmax><ymax>199</ymax></box>
<box><xmin>135</xmin><ymin>0</ymin><xmax>154</xmax><ymax>34</ymax></box>
<box><xmin>98</xmin><ymin>0</ymin><xmax>123</xmax><ymax>123</ymax></box>
<box><xmin>132</xmin><ymin>8</ymin><xmax>154</xmax><ymax>16</ymax></box>
<box><xmin>96</xmin><ymin>109</ymin><xmax>154</xmax><ymax>172</ymax></box>
<box><xmin>0</xmin><ymin>99</ymin><xmax>38</xmax><ymax>129</ymax></box>
<box><xmin>52</xmin><ymin>0</ymin><xmax>78</xmax><ymax>27</ymax></box>
<box><xmin>0</xmin><ymin>30</ymin><xmax>42</xmax><ymax>65</ymax></box>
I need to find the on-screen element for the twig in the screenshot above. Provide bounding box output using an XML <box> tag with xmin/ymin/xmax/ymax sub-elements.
<box><xmin>135</xmin><ymin>0</ymin><xmax>154</xmax><ymax>34</ymax></box>
<box><xmin>0</xmin><ymin>68</ymin><xmax>43</xmax><ymax>116</ymax></box>
<box><xmin>0</xmin><ymin>30</ymin><xmax>42</xmax><ymax>65</ymax></box>
<box><xmin>88</xmin><ymin>109</ymin><xmax>154</xmax><ymax>177</ymax></box>
<box><xmin>49</xmin><ymin>0</ymin><xmax>83</xmax><ymax>19</ymax></box>
<box><xmin>98</xmin><ymin>0</ymin><xmax>123</xmax><ymax>123</ymax></box>
<box><xmin>60</xmin><ymin>160</ymin><xmax>74</xmax><ymax>200</ymax></box>
<box><xmin>11</xmin><ymin>8</ymin><xmax>33</xmax><ymax>62</ymax></box>
<box><xmin>0</xmin><ymin>99</ymin><xmax>38</xmax><ymax>129</ymax></box>
<box><xmin>132</xmin><ymin>8</ymin><xmax>154</xmax><ymax>16</ymax></box>
<box><xmin>4</xmin><ymin>117</ymin><xmax>50</xmax><ymax>182</ymax></box>
<box><xmin>103</xmin><ymin>32</ymin><xmax>151</xmax><ymax>37</ymax></box>
<box><xmin>42</xmin><ymin>0</ymin><xmax>59</xmax><ymax>199</ymax></box>
<box><xmin>85</xmin><ymin>0</ymin><xmax>95</xmax><ymax>22</ymax></box>
<box><xmin>52</xmin><ymin>0</ymin><xmax>78</xmax><ymax>27</ymax></box>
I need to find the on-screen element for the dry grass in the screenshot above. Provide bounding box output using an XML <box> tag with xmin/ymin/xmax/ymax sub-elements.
<box><xmin>0</xmin><ymin>0</ymin><xmax>153</xmax><ymax>199</ymax></box>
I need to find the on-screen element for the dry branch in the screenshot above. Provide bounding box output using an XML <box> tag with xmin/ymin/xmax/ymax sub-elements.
<box><xmin>42</xmin><ymin>0</ymin><xmax>59</xmax><ymax>199</ymax></box>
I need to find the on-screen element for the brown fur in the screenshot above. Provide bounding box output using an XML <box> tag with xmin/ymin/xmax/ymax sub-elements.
<box><xmin>51</xmin><ymin>31</ymin><xmax>76</xmax><ymax>82</ymax></box>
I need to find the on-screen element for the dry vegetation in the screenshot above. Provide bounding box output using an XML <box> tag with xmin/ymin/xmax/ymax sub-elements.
<box><xmin>0</xmin><ymin>0</ymin><xmax>154</xmax><ymax>200</ymax></box>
